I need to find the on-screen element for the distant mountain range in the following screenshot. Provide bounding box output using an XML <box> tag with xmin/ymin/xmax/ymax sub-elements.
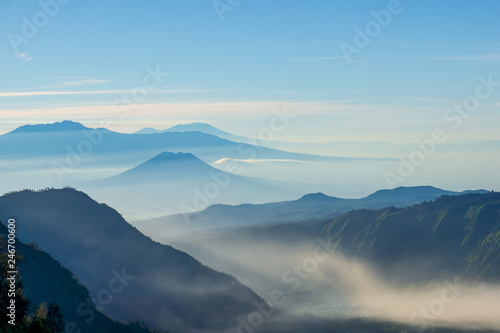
<box><xmin>0</xmin><ymin>189</ymin><xmax>265</xmax><ymax>332</ymax></box>
<box><xmin>138</xmin><ymin>186</ymin><xmax>489</xmax><ymax>239</ymax></box>
<box><xmin>0</xmin><ymin>120</ymin><xmax>363</xmax><ymax>200</ymax></box>
<box><xmin>133</xmin><ymin>122</ymin><xmax>500</xmax><ymax>160</ymax></box>
<box><xmin>135</xmin><ymin>122</ymin><xmax>248</xmax><ymax>143</ymax></box>
<box><xmin>9</xmin><ymin>120</ymin><xmax>89</xmax><ymax>134</ymax></box>
<box><xmin>0</xmin><ymin>120</ymin><xmax>338</xmax><ymax>163</ymax></box>
<box><xmin>1</xmin><ymin>120</ymin><xmax>381</xmax><ymax>212</ymax></box>
<box><xmin>135</xmin><ymin>122</ymin><xmax>406</xmax><ymax>159</ymax></box>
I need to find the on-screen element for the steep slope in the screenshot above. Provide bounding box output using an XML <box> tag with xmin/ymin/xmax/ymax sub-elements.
<box><xmin>0</xmin><ymin>223</ymin><xmax>137</xmax><ymax>333</ymax></box>
<box><xmin>0</xmin><ymin>189</ymin><xmax>265</xmax><ymax>333</ymax></box>
<box><xmin>2</xmin><ymin>214</ymin><xmax>484</xmax><ymax>333</ymax></box>
<box><xmin>322</xmin><ymin>192</ymin><xmax>500</xmax><ymax>283</ymax></box>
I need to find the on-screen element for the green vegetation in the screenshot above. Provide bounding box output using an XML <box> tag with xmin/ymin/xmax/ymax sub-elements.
<box><xmin>322</xmin><ymin>193</ymin><xmax>500</xmax><ymax>283</ymax></box>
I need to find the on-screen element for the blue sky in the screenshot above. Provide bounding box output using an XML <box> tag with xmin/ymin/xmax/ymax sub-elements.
<box><xmin>0</xmin><ymin>0</ymin><xmax>499</xmax><ymax>141</ymax></box>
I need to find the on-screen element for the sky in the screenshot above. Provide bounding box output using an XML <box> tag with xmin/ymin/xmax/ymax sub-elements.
<box><xmin>0</xmin><ymin>0</ymin><xmax>499</xmax><ymax>142</ymax></box>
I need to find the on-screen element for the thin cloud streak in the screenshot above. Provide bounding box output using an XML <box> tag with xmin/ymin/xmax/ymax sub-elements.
<box><xmin>213</xmin><ymin>158</ymin><xmax>308</xmax><ymax>165</ymax></box>
<box><xmin>0</xmin><ymin>90</ymin><xmax>127</xmax><ymax>97</ymax></box>
<box><xmin>286</xmin><ymin>56</ymin><xmax>367</xmax><ymax>67</ymax></box>
<box><xmin>287</xmin><ymin>56</ymin><xmax>346</xmax><ymax>62</ymax></box>
<box><xmin>0</xmin><ymin>88</ymin><xmax>213</xmax><ymax>98</ymax></box>
<box><xmin>60</xmin><ymin>77</ymin><xmax>108</xmax><ymax>87</ymax></box>
<box><xmin>0</xmin><ymin>100</ymin><xmax>452</xmax><ymax>119</ymax></box>
<box><xmin>411</xmin><ymin>54</ymin><xmax>500</xmax><ymax>62</ymax></box>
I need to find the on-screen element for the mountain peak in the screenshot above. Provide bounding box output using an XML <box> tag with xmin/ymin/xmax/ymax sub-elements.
<box><xmin>298</xmin><ymin>192</ymin><xmax>335</xmax><ymax>202</ymax></box>
<box><xmin>134</xmin><ymin>123</ymin><xmax>221</xmax><ymax>135</ymax></box>
<box><xmin>369</xmin><ymin>186</ymin><xmax>447</xmax><ymax>196</ymax></box>
<box><xmin>364</xmin><ymin>186</ymin><xmax>457</xmax><ymax>203</ymax></box>
<box><xmin>167</xmin><ymin>122</ymin><xmax>220</xmax><ymax>132</ymax></box>
<box><xmin>134</xmin><ymin>127</ymin><xmax>162</xmax><ymax>134</ymax></box>
<box><xmin>9</xmin><ymin>120</ymin><xmax>88</xmax><ymax>134</ymax></box>
<box><xmin>134</xmin><ymin>122</ymin><xmax>246</xmax><ymax>143</ymax></box>
<box><xmin>114</xmin><ymin>151</ymin><xmax>213</xmax><ymax>180</ymax></box>
<box><xmin>147</xmin><ymin>151</ymin><xmax>198</xmax><ymax>163</ymax></box>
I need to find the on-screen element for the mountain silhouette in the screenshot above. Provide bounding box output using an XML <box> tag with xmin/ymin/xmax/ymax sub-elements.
<box><xmin>135</xmin><ymin>122</ymin><xmax>247</xmax><ymax>143</ymax></box>
<box><xmin>297</xmin><ymin>192</ymin><xmax>339</xmax><ymax>203</ymax></box>
<box><xmin>0</xmin><ymin>188</ymin><xmax>265</xmax><ymax>332</ymax></box>
<box><xmin>322</xmin><ymin>192</ymin><xmax>500</xmax><ymax>283</ymax></box>
<box><xmin>139</xmin><ymin>186</ymin><xmax>488</xmax><ymax>236</ymax></box>
<box><xmin>0</xmin><ymin>121</ymin><xmax>337</xmax><ymax>163</ymax></box>
<box><xmin>365</xmin><ymin>185</ymin><xmax>456</xmax><ymax>201</ymax></box>
<box><xmin>133</xmin><ymin>127</ymin><xmax>163</xmax><ymax>134</ymax></box>
<box><xmin>1</xmin><ymin>191</ymin><xmax>481</xmax><ymax>333</ymax></box>
<box><xmin>8</xmin><ymin>120</ymin><xmax>88</xmax><ymax>134</ymax></box>
<box><xmin>0</xmin><ymin>223</ymin><xmax>138</xmax><ymax>333</ymax></box>
<box><xmin>101</xmin><ymin>152</ymin><xmax>215</xmax><ymax>183</ymax></box>
<box><xmin>82</xmin><ymin>151</ymin><xmax>293</xmax><ymax>219</ymax></box>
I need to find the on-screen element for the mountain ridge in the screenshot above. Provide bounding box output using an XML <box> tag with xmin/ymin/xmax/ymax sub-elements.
<box><xmin>135</xmin><ymin>122</ymin><xmax>247</xmax><ymax>143</ymax></box>
<box><xmin>321</xmin><ymin>192</ymin><xmax>500</xmax><ymax>283</ymax></box>
<box><xmin>0</xmin><ymin>188</ymin><xmax>266</xmax><ymax>332</ymax></box>
<box><xmin>138</xmin><ymin>186</ymin><xmax>490</xmax><ymax>237</ymax></box>
<box><xmin>8</xmin><ymin>120</ymin><xmax>88</xmax><ymax>134</ymax></box>
<box><xmin>0</xmin><ymin>121</ymin><xmax>340</xmax><ymax>164</ymax></box>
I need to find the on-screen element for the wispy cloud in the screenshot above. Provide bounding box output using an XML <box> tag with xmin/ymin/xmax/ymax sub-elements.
<box><xmin>0</xmin><ymin>76</ymin><xmax>108</xmax><ymax>94</ymax></box>
<box><xmin>16</xmin><ymin>53</ymin><xmax>33</xmax><ymax>62</ymax></box>
<box><xmin>212</xmin><ymin>158</ymin><xmax>308</xmax><ymax>165</ymax></box>
<box><xmin>56</xmin><ymin>76</ymin><xmax>108</xmax><ymax>87</ymax></box>
<box><xmin>0</xmin><ymin>90</ymin><xmax>126</xmax><ymax>97</ymax></box>
<box><xmin>0</xmin><ymin>100</ymin><xmax>437</xmax><ymax>122</ymax></box>
<box><xmin>0</xmin><ymin>87</ymin><xmax>212</xmax><ymax>98</ymax></box>
<box><xmin>409</xmin><ymin>98</ymin><xmax>457</xmax><ymax>104</ymax></box>
<box><xmin>411</xmin><ymin>54</ymin><xmax>500</xmax><ymax>62</ymax></box>
<box><xmin>286</xmin><ymin>56</ymin><xmax>367</xmax><ymax>67</ymax></box>
<box><xmin>270</xmin><ymin>91</ymin><xmax>298</xmax><ymax>95</ymax></box>
<box><xmin>287</xmin><ymin>56</ymin><xmax>346</xmax><ymax>62</ymax></box>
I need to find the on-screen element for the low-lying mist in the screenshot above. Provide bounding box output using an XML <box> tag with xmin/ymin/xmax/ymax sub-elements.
<box><xmin>151</xmin><ymin>231</ymin><xmax>500</xmax><ymax>331</ymax></box>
